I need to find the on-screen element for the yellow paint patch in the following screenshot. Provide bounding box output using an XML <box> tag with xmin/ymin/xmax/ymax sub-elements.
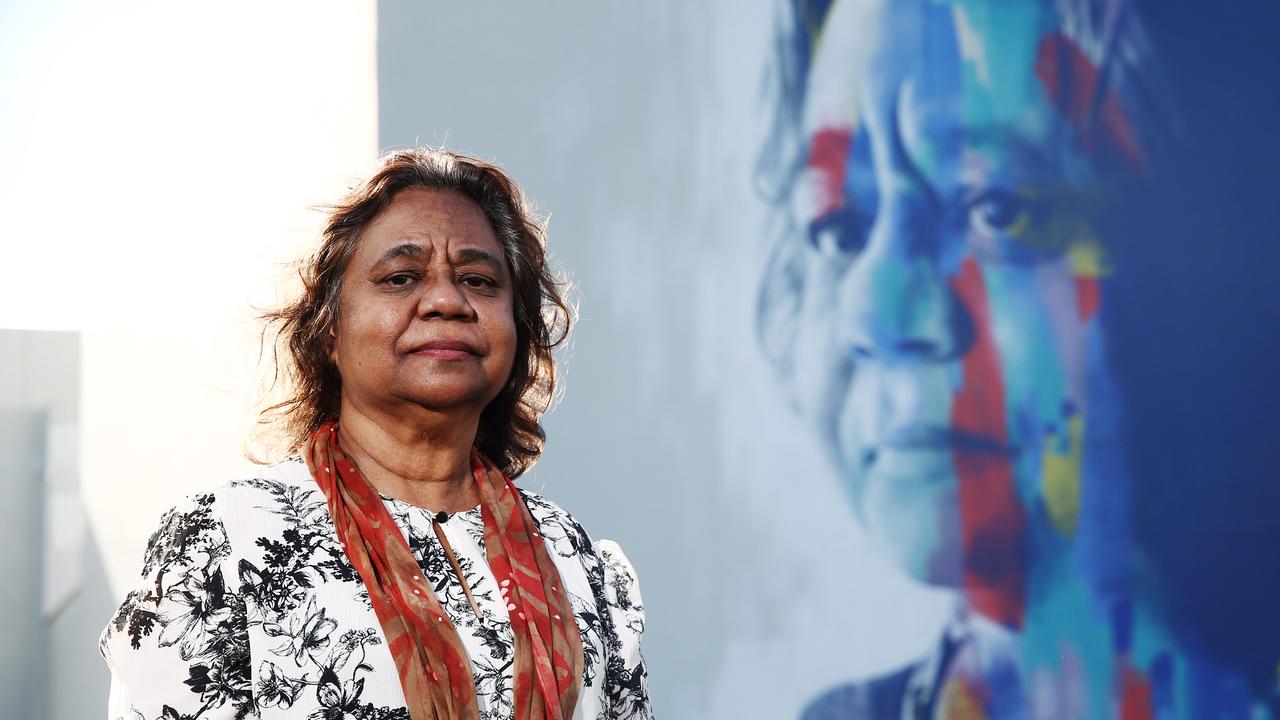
<box><xmin>1042</xmin><ymin>415</ymin><xmax>1084</xmax><ymax>537</ymax></box>
<box><xmin>1068</xmin><ymin>237</ymin><xmax>1108</xmax><ymax>277</ymax></box>
<box><xmin>999</xmin><ymin>187</ymin><xmax>1112</xmax><ymax>278</ymax></box>
<box><xmin>939</xmin><ymin>676</ymin><xmax>989</xmax><ymax>720</ymax></box>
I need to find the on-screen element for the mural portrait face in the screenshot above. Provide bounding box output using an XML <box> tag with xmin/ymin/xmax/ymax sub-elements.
<box><xmin>762</xmin><ymin>0</ymin><xmax>1147</xmax><ymax>624</ymax></box>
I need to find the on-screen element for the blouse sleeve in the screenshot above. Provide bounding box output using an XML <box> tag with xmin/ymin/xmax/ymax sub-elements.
<box><xmin>594</xmin><ymin>539</ymin><xmax>653</xmax><ymax>720</ymax></box>
<box><xmin>99</xmin><ymin>492</ymin><xmax>255</xmax><ymax>720</ymax></box>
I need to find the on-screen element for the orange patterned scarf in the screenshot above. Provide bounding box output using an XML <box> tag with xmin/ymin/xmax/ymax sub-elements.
<box><xmin>304</xmin><ymin>421</ymin><xmax>583</xmax><ymax>720</ymax></box>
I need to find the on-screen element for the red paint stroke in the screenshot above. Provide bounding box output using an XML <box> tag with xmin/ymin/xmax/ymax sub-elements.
<box><xmin>1074</xmin><ymin>276</ymin><xmax>1100</xmax><ymax>322</ymax></box>
<box><xmin>807</xmin><ymin>126</ymin><xmax>853</xmax><ymax>215</ymax></box>
<box><xmin>950</xmin><ymin>259</ymin><xmax>1027</xmax><ymax>628</ymax></box>
<box><xmin>1119</xmin><ymin>663</ymin><xmax>1155</xmax><ymax>720</ymax></box>
<box><xmin>1034</xmin><ymin>33</ymin><xmax>1144</xmax><ymax>167</ymax></box>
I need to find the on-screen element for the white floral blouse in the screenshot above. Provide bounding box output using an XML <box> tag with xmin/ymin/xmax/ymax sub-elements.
<box><xmin>100</xmin><ymin>456</ymin><xmax>652</xmax><ymax>720</ymax></box>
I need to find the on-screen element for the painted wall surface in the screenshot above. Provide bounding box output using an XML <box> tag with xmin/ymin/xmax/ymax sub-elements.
<box><xmin>751</xmin><ymin>1</ymin><xmax>1280</xmax><ymax>717</ymax></box>
<box><xmin>379</xmin><ymin>1</ymin><xmax>1280</xmax><ymax>718</ymax></box>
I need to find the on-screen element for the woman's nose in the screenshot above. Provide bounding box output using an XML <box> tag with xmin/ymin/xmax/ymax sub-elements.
<box><xmin>840</xmin><ymin>195</ymin><xmax>972</xmax><ymax>362</ymax></box>
<box><xmin>417</xmin><ymin>277</ymin><xmax>475</xmax><ymax>320</ymax></box>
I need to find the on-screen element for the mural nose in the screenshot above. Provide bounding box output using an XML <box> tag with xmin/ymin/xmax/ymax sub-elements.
<box><xmin>843</xmin><ymin>238</ymin><xmax>973</xmax><ymax>363</ymax></box>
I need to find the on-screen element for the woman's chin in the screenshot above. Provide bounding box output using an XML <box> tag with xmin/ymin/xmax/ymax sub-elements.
<box><xmin>856</xmin><ymin>469</ymin><xmax>967</xmax><ymax>587</ymax></box>
<box><xmin>867</xmin><ymin>525</ymin><xmax>967</xmax><ymax>588</ymax></box>
<box><xmin>394</xmin><ymin>379</ymin><xmax>500</xmax><ymax>412</ymax></box>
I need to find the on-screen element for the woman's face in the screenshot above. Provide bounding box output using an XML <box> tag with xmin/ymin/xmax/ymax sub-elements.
<box><xmin>331</xmin><ymin>187</ymin><xmax>517</xmax><ymax>421</ymax></box>
<box><xmin>781</xmin><ymin>0</ymin><xmax>1132</xmax><ymax>619</ymax></box>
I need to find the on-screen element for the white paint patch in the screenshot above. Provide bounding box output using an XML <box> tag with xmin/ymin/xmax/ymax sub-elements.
<box><xmin>803</xmin><ymin>0</ymin><xmax>890</xmax><ymax>134</ymax></box>
<box><xmin>953</xmin><ymin>4</ymin><xmax>993</xmax><ymax>87</ymax></box>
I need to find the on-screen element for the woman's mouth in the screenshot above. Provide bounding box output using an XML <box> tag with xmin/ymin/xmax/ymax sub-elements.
<box><xmin>860</xmin><ymin>425</ymin><xmax>1017</xmax><ymax>478</ymax></box>
<box><xmin>408</xmin><ymin>339</ymin><xmax>477</xmax><ymax>360</ymax></box>
<box><xmin>878</xmin><ymin>425</ymin><xmax>1015</xmax><ymax>455</ymax></box>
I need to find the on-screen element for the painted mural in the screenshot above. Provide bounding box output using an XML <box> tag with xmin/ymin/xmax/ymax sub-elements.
<box><xmin>754</xmin><ymin>0</ymin><xmax>1278</xmax><ymax>717</ymax></box>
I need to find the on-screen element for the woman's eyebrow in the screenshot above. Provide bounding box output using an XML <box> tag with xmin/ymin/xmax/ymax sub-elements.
<box><xmin>370</xmin><ymin>243</ymin><xmax>503</xmax><ymax>272</ymax></box>
<box><xmin>962</xmin><ymin>125</ymin><xmax>1055</xmax><ymax>169</ymax></box>
<box><xmin>372</xmin><ymin>243</ymin><xmax>429</xmax><ymax>267</ymax></box>
<box><xmin>806</xmin><ymin>125</ymin><xmax>856</xmax><ymax>216</ymax></box>
<box><xmin>452</xmin><ymin>247</ymin><xmax>503</xmax><ymax>271</ymax></box>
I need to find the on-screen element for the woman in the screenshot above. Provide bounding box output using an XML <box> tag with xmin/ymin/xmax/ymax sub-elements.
<box><xmin>99</xmin><ymin>148</ymin><xmax>652</xmax><ymax>720</ymax></box>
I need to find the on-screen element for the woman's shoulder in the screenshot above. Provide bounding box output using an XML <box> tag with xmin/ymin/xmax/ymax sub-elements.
<box><xmin>517</xmin><ymin>488</ymin><xmax>645</xmax><ymax>610</ymax></box>
<box><xmin>139</xmin><ymin>456</ymin><xmax>325</xmax><ymax>556</ymax></box>
<box><xmin>174</xmin><ymin>454</ymin><xmax>322</xmax><ymax>513</ymax></box>
<box><xmin>123</xmin><ymin>455</ymin><xmax>336</xmax><ymax>593</ymax></box>
<box><xmin>517</xmin><ymin>487</ymin><xmax>581</xmax><ymax>529</ymax></box>
<box><xmin>517</xmin><ymin>488</ymin><xmax>597</xmax><ymax>555</ymax></box>
<box><xmin>222</xmin><ymin>453</ymin><xmax>317</xmax><ymax>495</ymax></box>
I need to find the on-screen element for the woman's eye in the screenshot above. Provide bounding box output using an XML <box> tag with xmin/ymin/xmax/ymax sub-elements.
<box><xmin>384</xmin><ymin>273</ymin><xmax>418</xmax><ymax>287</ymax></box>
<box><xmin>460</xmin><ymin>275</ymin><xmax>495</xmax><ymax>289</ymax></box>
<box><xmin>967</xmin><ymin>191</ymin><xmax>1034</xmax><ymax>237</ymax></box>
<box><xmin>806</xmin><ymin>204</ymin><xmax>869</xmax><ymax>257</ymax></box>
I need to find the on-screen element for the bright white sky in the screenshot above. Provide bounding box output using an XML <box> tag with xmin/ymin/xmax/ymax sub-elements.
<box><xmin>0</xmin><ymin>0</ymin><xmax>379</xmax><ymax>593</ymax></box>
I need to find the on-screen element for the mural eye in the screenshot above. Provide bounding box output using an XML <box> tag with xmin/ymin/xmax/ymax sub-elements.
<box><xmin>967</xmin><ymin>191</ymin><xmax>1033</xmax><ymax>238</ymax></box>
<box><xmin>806</xmin><ymin>204</ymin><xmax>868</xmax><ymax>257</ymax></box>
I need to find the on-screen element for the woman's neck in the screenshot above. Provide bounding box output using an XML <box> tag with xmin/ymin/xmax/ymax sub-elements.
<box><xmin>334</xmin><ymin>398</ymin><xmax>482</xmax><ymax>512</ymax></box>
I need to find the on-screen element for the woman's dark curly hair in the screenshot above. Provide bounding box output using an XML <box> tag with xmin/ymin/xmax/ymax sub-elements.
<box><xmin>259</xmin><ymin>147</ymin><xmax>572</xmax><ymax>478</ymax></box>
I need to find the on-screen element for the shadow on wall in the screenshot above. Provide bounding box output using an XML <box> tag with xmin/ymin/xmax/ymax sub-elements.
<box><xmin>49</xmin><ymin>523</ymin><xmax>116</xmax><ymax>718</ymax></box>
<box><xmin>0</xmin><ymin>330</ymin><xmax>112</xmax><ymax>718</ymax></box>
<box><xmin>0</xmin><ymin>408</ymin><xmax>111</xmax><ymax>720</ymax></box>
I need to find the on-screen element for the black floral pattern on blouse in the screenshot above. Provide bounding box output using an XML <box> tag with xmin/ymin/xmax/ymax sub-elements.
<box><xmin>101</xmin><ymin>467</ymin><xmax>651</xmax><ymax>720</ymax></box>
<box><xmin>105</xmin><ymin>494</ymin><xmax>254</xmax><ymax>719</ymax></box>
